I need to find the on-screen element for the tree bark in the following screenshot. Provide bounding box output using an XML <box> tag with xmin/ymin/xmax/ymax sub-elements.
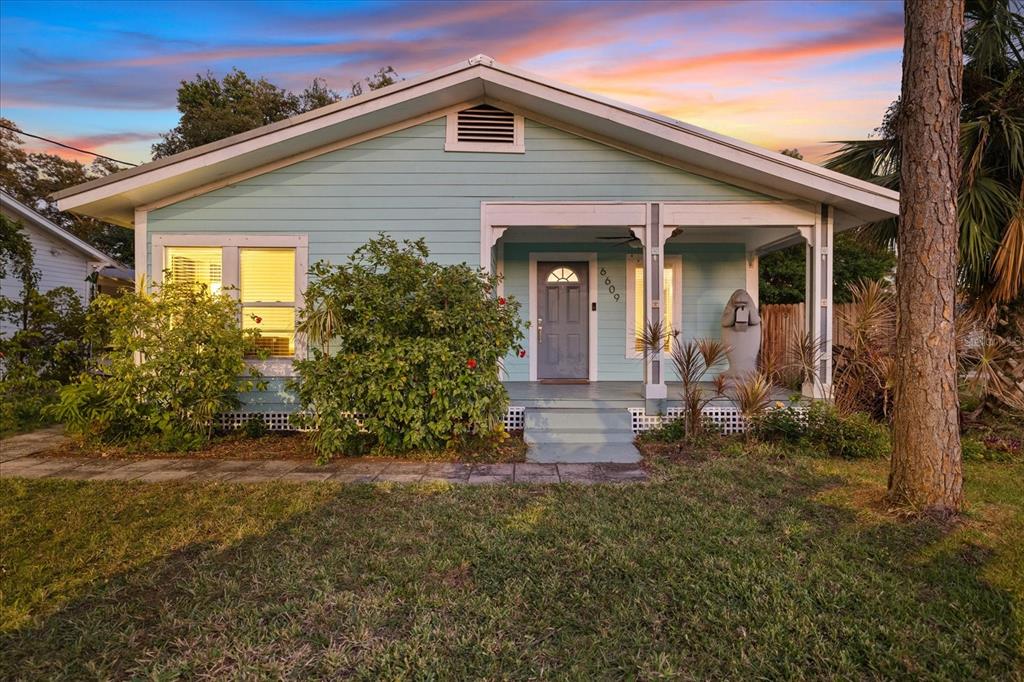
<box><xmin>889</xmin><ymin>0</ymin><xmax>965</xmax><ymax>513</ymax></box>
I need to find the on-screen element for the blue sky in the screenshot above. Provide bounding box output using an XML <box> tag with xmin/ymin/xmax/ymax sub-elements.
<box><xmin>0</xmin><ymin>0</ymin><xmax>904</xmax><ymax>165</ymax></box>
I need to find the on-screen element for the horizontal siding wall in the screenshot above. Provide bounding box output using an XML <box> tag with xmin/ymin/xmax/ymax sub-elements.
<box><xmin>501</xmin><ymin>242</ymin><xmax>747</xmax><ymax>382</ymax></box>
<box><xmin>1</xmin><ymin>221</ymin><xmax>92</xmax><ymax>338</ymax></box>
<box><xmin>149</xmin><ymin>116</ymin><xmax>761</xmax><ymax>408</ymax></box>
<box><xmin>146</xmin><ymin>118</ymin><xmax>765</xmax><ymax>277</ymax></box>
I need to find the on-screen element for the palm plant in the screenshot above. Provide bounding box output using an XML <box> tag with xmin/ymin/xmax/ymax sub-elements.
<box><xmin>825</xmin><ymin>0</ymin><xmax>1024</xmax><ymax>309</ymax></box>
<box><xmin>670</xmin><ymin>337</ymin><xmax>729</xmax><ymax>437</ymax></box>
<box><xmin>958</xmin><ymin>303</ymin><xmax>1024</xmax><ymax>417</ymax></box>
<box><xmin>832</xmin><ymin>280</ymin><xmax>897</xmax><ymax>417</ymax></box>
<box><xmin>730</xmin><ymin>372</ymin><xmax>774</xmax><ymax>438</ymax></box>
<box><xmin>785</xmin><ymin>331</ymin><xmax>826</xmax><ymax>397</ymax></box>
<box><xmin>638</xmin><ymin>318</ymin><xmax>674</xmax><ymax>360</ymax></box>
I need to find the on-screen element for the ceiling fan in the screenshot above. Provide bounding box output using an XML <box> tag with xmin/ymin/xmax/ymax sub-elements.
<box><xmin>595</xmin><ymin>231</ymin><xmax>641</xmax><ymax>249</ymax></box>
<box><xmin>595</xmin><ymin>227</ymin><xmax>681</xmax><ymax>249</ymax></box>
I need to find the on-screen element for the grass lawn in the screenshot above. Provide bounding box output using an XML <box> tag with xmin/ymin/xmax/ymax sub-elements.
<box><xmin>1</xmin><ymin>457</ymin><xmax>1021</xmax><ymax>679</ymax></box>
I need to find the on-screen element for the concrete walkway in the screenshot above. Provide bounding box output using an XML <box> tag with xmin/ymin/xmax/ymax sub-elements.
<box><xmin>1</xmin><ymin>430</ymin><xmax>647</xmax><ymax>485</ymax></box>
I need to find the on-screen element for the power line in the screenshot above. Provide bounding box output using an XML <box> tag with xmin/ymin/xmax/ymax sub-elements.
<box><xmin>0</xmin><ymin>123</ymin><xmax>138</xmax><ymax>167</ymax></box>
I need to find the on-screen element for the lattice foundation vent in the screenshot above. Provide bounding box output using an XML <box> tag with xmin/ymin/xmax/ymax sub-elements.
<box><xmin>629</xmin><ymin>406</ymin><xmax>808</xmax><ymax>436</ymax></box>
<box><xmin>218</xmin><ymin>407</ymin><xmax>527</xmax><ymax>433</ymax></box>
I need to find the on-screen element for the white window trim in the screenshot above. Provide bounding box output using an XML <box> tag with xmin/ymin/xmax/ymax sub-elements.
<box><xmin>444</xmin><ymin>108</ymin><xmax>525</xmax><ymax>153</ymax></box>
<box><xmin>152</xmin><ymin>234</ymin><xmax>308</xmax><ymax>377</ymax></box>
<box><xmin>625</xmin><ymin>254</ymin><xmax>682</xmax><ymax>359</ymax></box>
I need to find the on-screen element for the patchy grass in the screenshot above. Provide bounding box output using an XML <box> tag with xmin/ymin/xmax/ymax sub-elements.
<box><xmin>38</xmin><ymin>430</ymin><xmax>528</xmax><ymax>464</ymax></box>
<box><xmin>1</xmin><ymin>458</ymin><xmax>1021</xmax><ymax>679</ymax></box>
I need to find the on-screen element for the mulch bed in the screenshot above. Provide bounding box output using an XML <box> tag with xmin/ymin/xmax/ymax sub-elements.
<box><xmin>39</xmin><ymin>430</ymin><xmax>529</xmax><ymax>464</ymax></box>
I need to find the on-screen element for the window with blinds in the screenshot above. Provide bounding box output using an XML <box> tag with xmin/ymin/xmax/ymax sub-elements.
<box><xmin>240</xmin><ymin>248</ymin><xmax>296</xmax><ymax>357</ymax></box>
<box><xmin>165</xmin><ymin>247</ymin><xmax>223</xmax><ymax>294</ymax></box>
<box><xmin>632</xmin><ymin>264</ymin><xmax>675</xmax><ymax>353</ymax></box>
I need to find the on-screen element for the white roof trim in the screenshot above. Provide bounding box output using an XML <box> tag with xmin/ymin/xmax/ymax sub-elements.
<box><xmin>54</xmin><ymin>54</ymin><xmax>898</xmax><ymax>227</ymax></box>
<box><xmin>1</xmin><ymin>190</ymin><xmax>121</xmax><ymax>266</ymax></box>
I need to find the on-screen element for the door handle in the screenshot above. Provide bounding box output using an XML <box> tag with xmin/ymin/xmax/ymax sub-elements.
<box><xmin>537</xmin><ymin>317</ymin><xmax>543</xmax><ymax>342</ymax></box>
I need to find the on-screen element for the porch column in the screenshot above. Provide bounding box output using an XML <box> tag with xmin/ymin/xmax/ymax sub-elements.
<box><xmin>803</xmin><ymin>205</ymin><xmax>834</xmax><ymax>398</ymax></box>
<box><xmin>640</xmin><ymin>203</ymin><xmax>668</xmax><ymax>400</ymax></box>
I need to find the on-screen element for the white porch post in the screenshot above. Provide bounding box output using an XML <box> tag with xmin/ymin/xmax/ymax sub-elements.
<box><xmin>640</xmin><ymin>203</ymin><xmax>667</xmax><ymax>400</ymax></box>
<box><xmin>745</xmin><ymin>252</ymin><xmax>759</xmax><ymax>303</ymax></box>
<box><xmin>802</xmin><ymin>205</ymin><xmax>834</xmax><ymax>398</ymax></box>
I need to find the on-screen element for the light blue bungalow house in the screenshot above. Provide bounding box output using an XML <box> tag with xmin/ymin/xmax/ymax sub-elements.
<box><xmin>54</xmin><ymin>55</ymin><xmax>899</xmax><ymax>461</ymax></box>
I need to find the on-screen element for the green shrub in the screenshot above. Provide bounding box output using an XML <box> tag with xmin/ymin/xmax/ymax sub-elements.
<box><xmin>292</xmin><ymin>235</ymin><xmax>525</xmax><ymax>458</ymax></box>
<box><xmin>753</xmin><ymin>404</ymin><xmax>806</xmax><ymax>443</ymax></box>
<box><xmin>755</xmin><ymin>402</ymin><xmax>890</xmax><ymax>459</ymax></box>
<box><xmin>50</xmin><ymin>280</ymin><xmax>264</xmax><ymax>451</ymax></box>
<box><xmin>961</xmin><ymin>435</ymin><xmax>1020</xmax><ymax>463</ymax></box>
<box><xmin>1</xmin><ymin>213</ymin><xmax>90</xmax><ymax>434</ymax></box>
<box><xmin>0</xmin><ymin>288</ymin><xmax>87</xmax><ymax>435</ymax></box>
<box><xmin>804</xmin><ymin>403</ymin><xmax>890</xmax><ymax>459</ymax></box>
<box><xmin>0</xmin><ymin>375</ymin><xmax>61</xmax><ymax>436</ymax></box>
<box><xmin>636</xmin><ymin>416</ymin><xmax>688</xmax><ymax>444</ymax></box>
<box><xmin>242</xmin><ymin>415</ymin><xmax>269</xmax><ymax>439</ymax></box>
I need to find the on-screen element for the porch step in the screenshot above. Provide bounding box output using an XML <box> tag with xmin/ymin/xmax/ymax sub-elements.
<box><xmin>515</xmin><ymin>398</ymin><xmax>640</xmax><ymax>409</ymax></box>
<box><xmin>524</xmin><ymin>407</ymin><xmax>633</xmax><ymax>431</ymax></box>
<box><xmin>523</xmin><ymin>407</ymin><xmax>640</xmax><ymax>462</ymax></box>
<box><xmin>525</xmin><ymin>429</ymin><xmax>636</xmax><ymax>445</ymax></box>
<box><xmin>528</xmin><ymin>443</ymin><xmax>642</xmax><ymax>464</ymax></box>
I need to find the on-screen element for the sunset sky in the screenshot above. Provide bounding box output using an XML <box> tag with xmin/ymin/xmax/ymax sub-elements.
<box><xmin>0</xmin><ymin>0</ymin><xmax>904</xmax><ymax>166</ymax></box>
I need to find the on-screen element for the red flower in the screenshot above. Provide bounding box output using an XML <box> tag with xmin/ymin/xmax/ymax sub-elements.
<box><xmin>254</xmin><ymin>316</ymin><xmax>262</xmax><ymax>324</ymax></box>
<box><xmin>518</xmin><ymin>349</ymin><xmax>526</xmax><ymax>358</ymax></box>
<box><xmin>498</xmin><ymin>296</ymin><xmax>506</xmax><ymax>305</ymax></box>
<box><xmin>466</xmin><ymin>358</ymin><xmax>477</xmax><ymax>369</ymax></box>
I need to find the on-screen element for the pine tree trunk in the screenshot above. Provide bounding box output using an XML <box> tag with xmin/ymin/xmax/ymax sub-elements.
<box><xmin>889</xmin><ymin>0</ymin><xmax>965</xmax><ymax>513</ymax></box>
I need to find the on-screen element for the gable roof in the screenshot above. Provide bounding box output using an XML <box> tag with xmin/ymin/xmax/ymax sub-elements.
<box><xmin>54</xmin><ymin>54</ymin><xmax>898</xmax><ymax>229</ymax></box>
<box><xmin>1</xmin><ymin>189</ymin><xmax>122</xmax><ymax>266</ymax></box>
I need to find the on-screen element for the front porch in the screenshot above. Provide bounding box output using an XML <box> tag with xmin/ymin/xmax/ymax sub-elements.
<box><xmin>484</xmin><ymin>200</ymin><xmax>836</xmax><ymax>400</ymax></box>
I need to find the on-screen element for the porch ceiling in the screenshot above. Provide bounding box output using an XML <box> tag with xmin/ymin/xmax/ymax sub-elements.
<box><xmin>500</xmin><ymin>226</ymin><xmax>639</xmax><ymax>244</ymax></box>
<box><xmin>497</xmin><ymin>224</ymin><xmax>802</xmax><ymax>253</ymax></box>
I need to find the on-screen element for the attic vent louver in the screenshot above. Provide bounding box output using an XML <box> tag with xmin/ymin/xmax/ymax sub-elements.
<box><xmin>445</xmin><ymin>104</ymin><xmax>524</xmax><ymax>153</ymax></box>
<box><xmin>457</xmin><ymin>105</ymin><xmax>515</xmax><ymax>143</ymax></box>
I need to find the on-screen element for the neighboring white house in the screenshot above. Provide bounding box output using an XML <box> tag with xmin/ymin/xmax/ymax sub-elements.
<box><xmin>1</xmin><ymin>189</ymin><xmax>132</xmax><ymax>336</ymax></box>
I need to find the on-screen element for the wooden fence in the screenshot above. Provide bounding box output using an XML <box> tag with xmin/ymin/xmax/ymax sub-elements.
<box><xmin>760</xmin><ymin>303</ymin><xmax>856</xmax><ymax>364</ymax></box>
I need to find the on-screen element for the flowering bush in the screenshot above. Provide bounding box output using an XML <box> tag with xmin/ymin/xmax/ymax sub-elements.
<box><xmin>292</xmin><ymin>235</ymin><xmax>524</xmax><ymax>458</ymax></box>
<box><xmin>50</xmin><ymin>280</ymin><xmax>265</xmax><ymax>451</ymax></box>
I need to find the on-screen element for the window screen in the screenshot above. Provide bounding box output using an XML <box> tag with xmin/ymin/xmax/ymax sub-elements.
<box><xmin>240</xmin><ymin>248</ymin><xmax>296</xmax><ymax>356</ymax></box>
<box><xmin>165</xmin><ymin>247</ymin><xmax>223</xmax><ymax>294</ymax></box>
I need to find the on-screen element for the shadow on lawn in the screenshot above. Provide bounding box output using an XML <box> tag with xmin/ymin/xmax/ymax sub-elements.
<box><xmin>1</xmin><ymin>462</ymin><xmax>1020</xmax><ymax>680</ymax></box>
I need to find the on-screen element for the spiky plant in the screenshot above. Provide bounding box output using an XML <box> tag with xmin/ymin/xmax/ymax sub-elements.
<box><xmin>785</xmin><ymin>331</ymin><xmax>826</xmax><ymax>396</ymax></box>
<box><xmin>637</xmin><ymin>318</ymin><xmax>674</xmax><ymax>359</ymax></box>
<box><xmin>730</xmin><ymin>372</ymin><xmax>774</xmax><ymax>437</ymax></box>
<box><xmin>832</xmin><ymin>280</ymin><xmax>897</xmax><ymax>416</ymax></box>
<box><xmin>670</xmin><ymin>338</ymin><xmax>729</xmax><ymax>437</ymax></box>
<box><xmin>960</xmin><ymin>324</ymin><xmax>1024</xmax><ymax>417</ymax></box>
<box><xmin>296</xmin><ymin>298</ymin><xmax>341</xmax><ymax>354</ymax></box>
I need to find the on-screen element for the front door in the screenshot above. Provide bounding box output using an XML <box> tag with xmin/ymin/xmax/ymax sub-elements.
<box><xmin>537</xmin><ymin>261</ymin><xmax>589</xmax><ymax>381</ymax></box>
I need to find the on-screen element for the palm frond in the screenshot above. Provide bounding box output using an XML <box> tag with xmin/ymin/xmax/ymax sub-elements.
<box><xmin>730</xmin><ymin>372</ymin><xmax>774</xmax><ymax>423</ymax></box>
<box><xmin>964</xmin><ymin>0</ymin><xmax>1024</xmax><ymax>75</ymax></box>
<box><xmin>987</xmin><ymin>184</ymin><xmax>1024</xmax><ymax>305</ymax></box>
<box><xmin>958</xmin><ymin>173</ymin><xmax>1015</xmax><ymax>292</ymax></box>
